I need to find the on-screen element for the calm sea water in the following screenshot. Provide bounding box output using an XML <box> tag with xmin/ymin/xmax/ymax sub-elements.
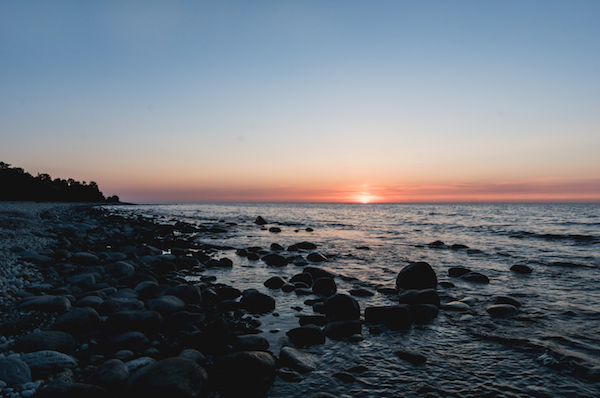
<box><xmin>105</xmin><ymin>203</ymin><xmax>600</xmax><ymax>398</ymax></box>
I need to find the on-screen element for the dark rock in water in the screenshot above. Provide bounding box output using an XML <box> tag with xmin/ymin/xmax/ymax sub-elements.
<box><xmin>218</xmin><ymin>257</ymin><xmax>233</xmax><ymax>267</ymax></box>
<box><xmin>104</xmin><ymin>310</ymin><xmax>163</xmax><ymax>333</ymax></box>
<box><xmin>428</xmin><ymin>240</ymin><xmax>445</xmax><ymax>248</ymax></box>
<box><xmin>307</xmin><ymin>253</ymin><xmax>327</xmax><ymax>262</ymax></box>
<box><xmin>149</xmin><ymin>295</ymin><xmax>186</xmax><ymax>316</ymax></box>
<box><xmin>126</xmin><ymin>357</ymin><xmax>208</xmax><ymax>398</ymax></box>
<box><xmin>395</xmin><ymin>350</ymin><xmax>427</xmax><ymax>365</ymax></box>
<box><xmin>279</xmin><ymin>346</ymin><xmax>317</xmax><ymax>374</ymax></box>
<box><xmin>460</xmin><ymin>272</ymin><xmax>490</xmax><ymax>284</ymax></box>
<box><xmin>255</xmin><ymin>216</ymin><xmax>268</xmax><ymax>225</ymax></box>
<box><xmin>52</xmin><ymin>307</ymin><xmax>101</xmax><ymax>336</ymax></box>
<box><xmin>323</xmin><ymin>320</ymin><xmax>361</xmax><ymax>340</ymax></box>
<box><xmin>19</xmin><ymin>296</ymin><xmax>71</xmax><ymax>314</ymax></box>
<box><xmin>398</xmin><ymin>289</ymin><xmax>440</xmax><ymax>307</ymax></box>
<box><xmin>247</xmin><ymin>252</ymin><xmax>260</xmax><ymax>261</ymax></box>
<box><xmin>269</xmin><ymin>227</ymin><xmax>282</xmax><ymax>233</ymax></box>
<box><xmin>87</xmin><ymin>359</ymin><xmax>129</xmax><ymax>392</ymax></box>
<box><xmin>217</xmin><ymin>285</ymin><xmax>242</xmax><ymax>300</ymax></box>
<box><xmin>102</xmin><ymin>331</ymin><xmax>149</xmax><ymax>353</ymax></box>
<box><xmin>365</xmin><ymin>305</ymin><xmax>412</xmax><ymax>330</ymax></box>
<box><xmin>410</xmin><ymin>304</ymin><xmax>439</xmax><ymax>324</ymax></box>
<box><xmin>240</xmin><ymin>289</ymin><xmax>276</xmax><ymax>313</ymax></box>
<box><xmin>164</xmin><ymin>284</ymin><xmax>202</xmax><ymax>305</ymax></box>
<box><xmin>236</xmin><ymin>248</ymin><xmax>248</xmax><ymax>257</ymax></box>
<box><xmin>493</xmin><ymin>295</ymin><xmax>522</xmax><ymax>307</ymax></box>
<box><xmin>448</xmin><ymin>266</ymin><xmax>471</xmax><ymax>277</ymax></box>
<box><xmin>218</xmin><ymin>351</ymin><xmax>276</xmax><ymax>398</ymax></box>
<box><xmin>303</xmin><ymin>266</ymin><xmax>335</xmax><ymax>280</ymax></box>
<box><xmin>396</xmin><ymin>262</ymin><xmax>437</xmax><ymax>290</ymax></box>
<box><xmin>486</xmin><ymin>304</ymin><xmax>518</xmax><ymax>317</ymax></box>
<box><xmin>98</xmin><ymin>298</ymin><xmax>144</xmax><ymax>316</ymax></box>
<box><xmin>295</xmin><ymin>242</ymin><xmax>317</xmax><ymax>250</ymax></box>
<box><xmin>12</xmin><ymin>331</ymin><xmax>76</xmax><ymax>354</ymax></box>
<box><xmin>286</xmin><ymin>325</ymin><xmax>326</xmax><ymax>347</ymax></box>
<box><xmin>298</xmin><ymin>315</ymin><xmax>328</xmax><ymax>327</ymax></box>
<box><xmin>377</xmin><ymin>287</ymin><xmax>399</xmax><ymax>295</ymax></box>
<box><xmin>264</xmin><ymin>276</ymin><xmax>287</xmax><ymax>289</ymax></box>
<box><xmin>261</xmin><ymin>253</ymin><xmax>289</xmax><ymax>267</ymax></box>
<box><xmin>349</xmin><ymin>288</ymin><xmax>374</xmax><ymax>297</ymax></box>
<box><xmin>36</xmin><ymin>382</ymin><xmax>110</xmax><ymax>398</ymax></box>
<box><xmin>281</xmin><ymin>283</ymin><xmax>296</xmax><ymax>292</ymax></box>
<box><xmin>511</xmin><ymin>264</ymin><xmax>533</xmax><ymax>274</ymax></box>
<box><xmin>277</xmin><ymin>367</ymin><xmax>304</xmax><ymax>382</ymax></box>
<box><xmin>270</xmin><ymin>243</ymin><xmax>285</xmax><ymax>251</ymax></box>
<box><xmin>309</xmin><ymin>393</ymin><xmax>339</xmax><ymax>398</ymax></box>
<box><xmin>438</xmin><ymin>281</ymin><xmax>455</xmax><ymax>288</ymax></box>
<box><xmin>290</xmin><ymin>272</ymin><xmax>313</xmax><ymax>287</ymax></box>
<box><xmin>451</xmin><ymin>244</ymin><xmax>469</xmax><ymax>250</ymax></box>
<box><xmin>312</xmin><ymin>277</ymin><xmax>337</xmax><ymax>296</ymax></box>
<box><xmin>323</xmin><ymin>294</ymin><xmax>360</xmax><ymax>322</ymax></box>
<box><xmin>0</xmin><ymin>357</ymin><xmax>31</xmax><ymax>386</ymax></box>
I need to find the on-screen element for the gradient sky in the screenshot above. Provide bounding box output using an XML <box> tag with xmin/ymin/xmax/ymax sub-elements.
<box><xmin>1</xmin><ymin>1</ymin><xmax>599</xmax><ymax>203</ymax></box>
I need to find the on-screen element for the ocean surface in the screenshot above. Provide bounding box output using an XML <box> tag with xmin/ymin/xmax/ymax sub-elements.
<box><xmin>104</xmin><ymin>203</ymin><xmax>600</xmax><ymax>398</ymax></box>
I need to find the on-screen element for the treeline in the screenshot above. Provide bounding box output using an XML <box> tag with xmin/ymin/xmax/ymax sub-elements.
<box><xmin>0</xmin><ymin>162</ymin><xmax>119</xmax><ymax>203</ymax></box>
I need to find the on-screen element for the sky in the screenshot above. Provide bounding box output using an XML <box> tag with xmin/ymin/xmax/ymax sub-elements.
<box><xmin>1</xmin><ymin>0</ymin><xmax>599</xmax><ymax>203</ymax></box>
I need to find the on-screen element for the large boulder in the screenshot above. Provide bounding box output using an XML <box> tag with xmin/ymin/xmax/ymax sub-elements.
<box><xmin>323</xmin><ymin>320</ymin><xmax>361</xmax><ymax>340</ymax></box>
<box><xmin>164</xmin><ymin>285</ymin><xmax>202</xmax><ymax>305</ymax></box>
<box><xmin>279</xmin><ymin>346</ymin><xmax>317</xmax><ymax>373</ymax></box>
<box><xmin>396</xmin><ymin>262</ymin><xmax>437</xmax><ymax>290</ymax></box>
<box><xmin>19</xmin><ymin>296</ymin><xmax>71</xmax><ymax>313</ymax></box>
<box><xmin>312</xmin><ymin>277</ymin><xmax>337</xmax><ymax>296</ymax></box>
<box><xmin>149</xmin><ymin>295</ymin><xmax>186</xmax><ymax>316</ymax></box>
<box><xmin>87</xmin><ymin>359</ymin><xmax>129</xmax><ymax>392</ymax></box>
<box><xmin>104</xmin><ymin>310</ymin><xmax>163</xmax><ymax>333</ymax></box>
<box><xmin>126</xmin><ymin>357</ymin><xmax>208</xmax><ymax>398</ymax></box>
<box><xmin>52</xmin><ymin>306</ymin><xmax>101</xmax><ymax>336</ymax></box>
<box><xmin>323</xmin><ymin>294</ymin><xmax>360</xmax><ymax>322</ymax></box>
<box><xmin>286</xmin><ymin>325</ymin><xmax>326</xmax><ymax>347</ymax></box>
<box><xmin>397</xmin><ymin>289</ymin><xmax>440</xmax><ymax>307</ymax></box>
<box><xmin>261</xmin><ymin>253</ymin><xmax>288</xmax><ymax>267</ymax></box>
<box><xmin>218</xmin><ymin>351</ymin><xmax>276</xmax><ymax>398</ymax></box>
<box><xmin>0</xmin><ymin>357</ymin><xmax>31</xmax><ymax>386</ymax></box>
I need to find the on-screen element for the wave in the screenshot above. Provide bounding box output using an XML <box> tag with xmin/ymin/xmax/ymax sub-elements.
<box><xmin>507</xmin><ymin>231</ymin><xmax>599</xmax><ymax>244</ymax></box>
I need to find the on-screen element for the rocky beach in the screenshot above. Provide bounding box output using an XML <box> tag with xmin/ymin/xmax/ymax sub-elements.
<box><xmin>0</xmin><ymin>202</ymin><xmax>599</xmax><ymax>398</ymax></box>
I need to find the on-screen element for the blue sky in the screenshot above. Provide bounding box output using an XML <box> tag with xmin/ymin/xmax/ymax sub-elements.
<box><xmin>1</xmin><ymin>1</ymin><xmax>599</xmax><ymax>202</ymax></box>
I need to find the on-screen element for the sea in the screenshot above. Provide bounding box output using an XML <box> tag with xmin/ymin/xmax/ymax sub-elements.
<box><xmin>103</xmin><ymin>203</ymin><xmax>600</xmax><ymax>398</ymax></box>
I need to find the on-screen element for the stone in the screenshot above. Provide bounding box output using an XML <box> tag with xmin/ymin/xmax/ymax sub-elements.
<box><xmin>309</xmin><ymin>393</ymin><xmax>339</xmax><ymax>398</ymax></box>
<box><xmin>36</xmin><ymin>382</ymin><xmax>110</xmax><ymax>398</ymax></box>
<box><xmin>21</xmin><ymin>350</ymin><xmax>78</xmax><ymax>371</ymax></box>
<box><xmin>87</xmin><ymin>359</ymin><xmax>129</xmax><ymax>391</ymax></box>
<box><xmin>66</xmin><ymin>274</ymin><xmax>96</xmax><ymax>288</ymax></box>
<box><xmin>348</xmin><ymin>288</ymin><xmax>374</xmax><ymax>297</ymax></box>
<box><xmin>332</xmin><ymin>371</ymin><xmax>356</xmax><ymax>383</ymax></box>
<box><xmin>261</xmin><ymin>253</ymin><xmax>288</xmax><ymax>267</ymax></box>
<box><xmin>510</xmin><ymin>264</ymin><xmax>533</xmax><ymax>274</ymax></box>
<box><xmin>493</xmin><ymin>295</ymin><xmax>522</xmax><ymax>307</ymax></box>
<box><xmin>149</xmin><ymin>295</ymin><xmax>186</xmax><ymax>316</ymax></box>
<box><xmin>218</xmin><ymin>351</ymin><xmax>276</xmax><ymax>398</ymax></box>
<box><xmin>102</xmin><ymin>331</ymin><xmax>149</xmax><ymax>353</ymax></box>
<box><xmin>104</xmin><ymin>310</ymin><xmax>163</xmax><ymax>333</ymax></box>
<box><xmin>164</xmin><ymin>285</ymin><xmax>202</xmax><ymax>304</ymax></box>
<box><xmin>0</xmin><ymin>357</ymin><xmax>31</xmax><ymax>386</ymax></box>
<box><xmin>269</xmin><ymin>227</ymin><xmax>282</xmax><ymax>233</ymax></box>
<box><xmin>105</xmin><ymin>261</ymin><xmax>136</xmax><ymax>278</ymax></box>
<box><xmin>442</xmin><ymin>301</ymin><xmax>470</xmax><ymax>311</ymax></box>
<box><xmin>19</xmin><ymin>296</ymin><xmax>71</xmax><ymax>313</ymax></box>
<box><xmin>307</xmin><ymin>253</ymin><xmax>327</xmax><ymax>262</ymax></box>
<box><xmin>396</xmin><ymin>262</ymin><xmax>437</xmax><ymax>290</ymax></box>
<box><xmin>323</xmin><ymin>320</ymin><xmax>362</xmax><ymax>340</ymax></box>
<box><xmin>178</xmin><ymin>349</ymin><xmax>206</xmax><ymax>365</ymax></box>
<box><xmin>286</xmin><ymin>325</ymin><xmax>326</xmax><ymax>347</ymax></box>
<box><xmin>486</xmin><ymin>304</ymin><xmax>518</xmax><ymax>317</ymax></box>
<box><xmin>277</xmin><ymin>368</ymin><xmax>303</xmax><ymax>382</ymax></box>
<box><xmin>98</xmin><ymin>298</ymin><xmax>145</xmax><ymax>316</ymax></box>
<box><xmin>323</xmin><ymin>294</ymin><xmax>360</xmax><ymax>322</ymax></box>
<box><xmin>71</xmin><ymin>252</ymin><xmax>100</xmax><ymax>266</ymax></box>
<box><xmin>270</xmin><ymin>243</ymin><xmax>285</xmax><ymax>251</ymax></box>
<box><xmin>410</xmin><ymin>304</ymin><xmax>439</xmax><ymax>324</ymax></box>
<box><xmin>448</xmin><ymin>266</ymin><xmax>471</xmax><ymax>277</ymax></box>
<box><xmin>290</xmin><ymin>272</ymin><xmax>313</xmax><ymax>286</ymax></box>
<box><xmin>395</xmin><ymin>350</ymin><xmax>427</xmax><ymax>365</ymax></box>
<box><xmin>303</xmin><ymin>266</ymin><xmax>335</xmax><ymax>280</ymax></box>
<box><xmin>255</xmin><ymin>216</ymin><xmax>268</xmax><ymax>225</ymax></box>
<box><xmin>240</xmin><ymin>289</ymin><xmax>276</xmax><ymax>313</ymax></box>
<box><xmin>298</xmin><ymin>315</ymin><xmax>327</xmax><ymax>327</ymax></box>
<box><xmin>111</xmin><ymin>288</ymin><xmax>139</xmax><ymax>299</ymax></box>
<box><xmin>216</xmin><ymin>286</ymin><xmax>242</xmax><ymax>300</ymax></box>
<box><xmin>134</xmin><ymin>281</ymin><xmax>162</xmax><ymax>299</ymax></box>
<box><xmin>124</xmin><ymin>357</ymin><xmax>156</xmax><ymax>374</ymax></box>
<box><xmin>52</xmin><ymin>306</ymin><xmax>101</xmax><ymax>336</ymax></box>
<box><xmin>312</xmin><ymin>277</ymin><xmax>337</xmax><ymax>296</ymax></box>
<box><xmin>264</xmin><ymin>276</ymin><xmax>287</xmax><ymax>289</ymax></box>
<box><xmin>278</xmin><ymin>347</ymin><xmax>317</xmax><ymax>373</ymax></box>
<box><xmin>126</xmin><ymin>357</ymin><xmax>208</xmax><ymax>398</ymax></box>
<box><xmin>12</xmin><ymin>331</ymin><xmax>76</xmax><ymax>354</ymax></box>
<box><xmin>460</xmin><ymin>272</ymin><xmax>489</xmax><ymax>284</ymax></box>
<box><xmin>76</xmin><ymin>295</ymin><xmax>104</xmax><ymax>309</ymax></box>
<box><xmin>398</xmin><ymin>289</ymin><xmax>440</xmax><ymax>307</ymax></box>
<box><xmin>365</xmin><ymin>305</ymin><xmax>412</xmax><ymax>330</ymax></box>
<box><xmin>233</xmin><ymin>335</ymin><xmax>270</xmax><ymax>351</ymax></box>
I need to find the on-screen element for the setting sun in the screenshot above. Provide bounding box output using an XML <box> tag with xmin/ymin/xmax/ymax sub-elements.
<box><xmin>353</xmin><ymin>193</ymin><xmax>381</xmax><ymax>203</ymax></box>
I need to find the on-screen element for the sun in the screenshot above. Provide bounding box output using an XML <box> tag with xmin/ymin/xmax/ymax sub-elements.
<box><xmin>353</xmin><ymin>192</ymin><xmax>380</xmax><ymax>203</ymax></box>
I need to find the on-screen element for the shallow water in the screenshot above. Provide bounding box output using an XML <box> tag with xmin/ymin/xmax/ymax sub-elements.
<box><xmin>104</xmin><ymin>203</ymin><xmax>600</xmax><ymax>397</ymax></box>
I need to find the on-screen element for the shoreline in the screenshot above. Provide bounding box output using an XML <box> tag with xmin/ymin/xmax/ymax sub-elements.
<box><xmin>0</xmin><ymin>202</ymin><xmax>342</xmax><ymax>397</ymax></box>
